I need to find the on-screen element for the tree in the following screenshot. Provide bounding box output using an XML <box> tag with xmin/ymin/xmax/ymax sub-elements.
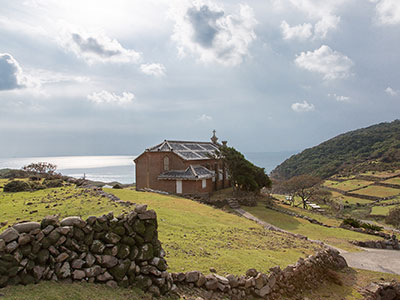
<box><xmin>218</xmin><ymin>146</ymin><xmax>271</xmax><ymax>193</ymax></box>
<box><xmin>386</xmin><ymin>206</ymin><xmax>400</xmax><ymax>228</ymax></box>
<box><xmin>279</xmin><ymin>175</ymin><xmax>322</xmax><ymax>208</ymax></box>
<box><xmin>23</xmin><ymin>162</ymin><xmax>57</xmax><ymax>175</ymax></box>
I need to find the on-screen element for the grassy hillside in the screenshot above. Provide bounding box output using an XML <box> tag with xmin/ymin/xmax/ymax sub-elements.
<box><xmin>271</xmin><ymin>120</ymin><xmax>400</xmax><ymax>180</ymax></box>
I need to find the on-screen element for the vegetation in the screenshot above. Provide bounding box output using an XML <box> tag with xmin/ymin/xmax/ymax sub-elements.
<box><xmin>386</xmin><ymin>206</ymin><xmax>400</xmax><ymax>228</ymax></box>
<box><xmin>354</xmin><ymin>185</ymin><xmax>400</xmax><ymax>198</ymax></box>
<box><xmin>3</xmin><ymin>180</ymin><xmax>31</xmax><ymax>192</ymax></box>
<box><xmin>271</xmin><ymin>119</ymin><xmax>400</xmax><ymax>180</ymax></box>
<box><xmin>322</xmin><ymin>179</ymin><xmax>374</xmax><ymax>192</ymax></box>
<box><xmin>22</xmin><ymin>162</ymin><xmax>57</xmax><ymax>176</ymax></box>
<box><xmin>218</xmin><ymin>146</ymin><xmax>271</xmax><ymax>193</ymax></box>
<box><xmin>341</xmin><ymin>218</ymin><xmax>382</xmax><ymax>231</ymax></box>
<box><xmin>243</xmin><ymin>203</ymin><xmax>382</xmax><ymax>252</ymax></box>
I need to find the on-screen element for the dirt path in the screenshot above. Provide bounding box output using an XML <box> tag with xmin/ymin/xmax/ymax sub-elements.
<box><xmin>235</xmin><ymin>208</ymin><xmax>400</xmax><ymax>275</ymax></box>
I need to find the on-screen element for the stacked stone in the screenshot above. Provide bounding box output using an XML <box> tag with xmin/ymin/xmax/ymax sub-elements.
<box><xmin>171</xmin><ymin>248</ymin><xmax>348</xmax><ymax>299</ymax></box>
<box><xmin>363</xmin><ymin>281</ymin><xmax>400</xmax><ymax>300</ymax></box>
<box><xmin>0</xmin><ymin>205</ymin><xmax>172</xmax><ymax>296</ymax></box>
<box><xmin>352</xmin><ymin>238</ymin><xmax>400</xmax><ymax>250</ymax></box>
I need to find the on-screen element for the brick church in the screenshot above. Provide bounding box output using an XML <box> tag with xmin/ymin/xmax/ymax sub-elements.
<box><xmin>134</xmin><ymin>131</ymin><xmax>230</xmax><ymax>195</ymax></box>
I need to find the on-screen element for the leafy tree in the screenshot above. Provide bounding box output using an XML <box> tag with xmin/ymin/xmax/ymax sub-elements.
<box><xmin>218</xmin><ymin>146</ymin><xmax>271</xmax><ymax>193</ymax></box>
<box><xmin>23</xmin><ymin>162</ymin><xmax>57</xmax><ymax>175</ymax></box>
<box><xmin>386</xmin><ymin>206</ymin><xmax>400</xmax><ymax>228</ymax></box>
<box><xmin>279</xmin><ymin>175</ymin><xmax>322</xmax><ymax>208</ymax></box>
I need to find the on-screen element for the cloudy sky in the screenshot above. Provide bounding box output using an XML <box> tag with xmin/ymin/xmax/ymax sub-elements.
<box><xmin>0</xmin><ymin>0</ymin><xmax>399</xmax><ymax>158</ymax></box>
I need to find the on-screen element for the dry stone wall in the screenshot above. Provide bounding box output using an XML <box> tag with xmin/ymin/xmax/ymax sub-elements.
<box><xmin>0</xmin><ymin>205</ymin><xmax>172</xmax><ymax>296</ymax></box>
<box><xmin>171</xmin><ymin>247</ymin><xmax>348</xmax><ymax>300</ymax></box>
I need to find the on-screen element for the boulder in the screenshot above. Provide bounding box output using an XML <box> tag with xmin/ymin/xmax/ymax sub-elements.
<box><xmin>13</xmin><ymin>222</ymin><xmax>40</xmax><ymax>233</ymax></box>
<box><xmin>60</xmin><ymin>217</ymin><xmax>86</xmax><ymax>228</ymax></box>
<box><xmin>0</xmin><ymin>227</ymin><xmax>19</xmax><ymax>243</ymax></box>
<box><xmin>59</xmin><ymin>262</ymin><xmax>71</xmax><ymax>279</ymax></box>
<box><xmin>138</xmin><ymin>210</ymin><xmax>157</xmax><ymax>220</ymax></box>
<box><xmin>100</xmin><ymin>255</ymin><xmax>118</xmax><ymax>268</ymax></box>
<box><xmin>72</xmin><ymin>270</ymin><xmax>86</xmax><ymax>280</ymax></box>
<box><xmin>186</xmin><ymin>271</ymin><xmax>200</xmax><ymax>283</ymax></box>
<box><xmin>17</xmin><ymin>233</ymin><xmax>31</xmax><ymax>246</ymax></box>
<box><xmin>90</xmin><ymin>240</ymin><xmax>106</xmax><ymax>254</ymax></box>
<box><xmin>6</xmin><ymin>241</ymin><xmax>18</xmax><ymax>253</ymax></box>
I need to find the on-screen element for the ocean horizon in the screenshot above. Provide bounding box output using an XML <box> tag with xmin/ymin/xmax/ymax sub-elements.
<box><xmin>0</xmin><ymin>151</ymin><xmax>295</xmax><ymax>184</ymax></box>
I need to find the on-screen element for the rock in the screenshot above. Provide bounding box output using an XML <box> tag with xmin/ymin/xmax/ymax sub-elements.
<box><xmin>227</xmin><ymin>274</ymin><xmax>239</xmax><ymax>288</ymax></box>
<box><xmin>214</xmin><ymin>274</ymin><xmax>229</xmax><ymax>285</ymax></box>
<box><xmin>48</xmin><ymin>230</ymin><xmax>61</xmax><ymax>244</ymax></box>
<box><xmin>205</xmin><ymin>276</ymin><xmax>218</xmax><ymax>290</ymax></box>
<box><xmin>42</xmin><ymin>225</ymin><xmax>55</xmax><ymax>235</ymax></box>
<box><xmin>209</xmin><ymin>267</ymin><xmax>217</xmax><ymax>273</ymax></box>
<box><xmin>135</xmin><ymin>274</ymin><xmax>152</xmax><ymax>289</ymax></box>
<box><xmin>57</xmin><ymin>226</ymin><xmax>71</xmax><ymax>235</ymax></box>
<box><xmin>60</xmin><ymin>217</ymin><xmax>86</xmax><ymax>228</ymax></box>
<box><xmin>85</xmin><ymin>253</ymin><xmax>96</xmax><ymax>267</ymax></box>
<box><xmin>85</xmin><ymin>265</ymin><xmax>102</xmax><ymax>277</ymax></box>
<box><xmin>6</xmin><ymin>241</ymin><xmax>18</xmax><ymax>253</ymax></box>
<box><xmin>91</xmin><ymin>240</ymin><xmax>106</xmax><ymax>254</ymax></box>
<box><xmin>137</xmin><ymin>244</ymin><xmax>154</xmax><ymax>261</ymax></box>
<box><xmin>72</xmin><ymin>270</ymin><xmax>86</xmax><ymax>280</ymax></box>
<box><xmin>106</xmin><ymin>280</ymin><xmax>118</xmax><ymax>288</ymax></box>
<box><xmin>246</xmin><ymin>268</ymin><xmax>258</xmax><ymax>277</ymax></box>
<box><xmin>103</xmin><ymin>232</ymin><xmax>121</xmax><ymax>244</ymax></box>
<box><xmin>33</xmin><ymin>265</ymin><xmax>45</xmax><ymax>280</ymax></box>
<box><xmin>258</xmin><ymin>285</ymin><xmax>271</xmax><ymax>297</ymax></box>
<box><xmin>135</xmin><ymin>204</ymin><xmax>148</xmax><ymax>214</ymax></box>
<box><xmin>138</xmin><ymin>210</ymin><xmax>157</xmax><ymax>220</ymax></box>
<box><xmin>109</xmin><ymin>259</ymin><xmax>130</xmax><ymax>281</ymax></box>
<box><xmin>13</xmin><ymin>222</ymin><xmax>40</xmax><ymax>233</ymax></box>
<box><xmin>37</xmin><ymin>249</ymin><xmax>50</xmax><ymax>264</ymax></box>
<box><xmin>148</xmin><ymin>285</ymin><xmax>161</xmax><ymax>297</ymax></box>
<box><xmin>59</xmin><ymin>262</ymin><xmax>71</xmax><ymax>279</ymax></box>
<box><xmin>117</xmin><ymin>244</ymin><xmax>130</xmax><ymax>259</ymax></box>
<box><xmin>56</xmin><ymin>253</ymin><xmax>69</xmax><ymax>263</ymax></box>
<box><xmin>150</xmin><ymin>257</ymin><xmax>168</xmax><ymax>271</ymax></box>
<box><xmin>71</xmin><ymin>259</ymin><xmax>85</xmax><ymax>269</ymax></box>
<box><xmin>97</xmin><ymin>271</ymin><xmax>113</xmax><ymax>282</ymax></box>
<box><xmin>41</xmin><ymin>215</ymin><xmax>59</xmax><ymax>228</ymax></box>
<box><xmin>186</xmin><ymin>271</ymin><xmax>200</xmax><ymax>283</ymax></box>
<box><xmin>100</xmin><ymin>255</ymin><xmax>118</xmax><ymax>268</ymax></box>
<box><xmin>0</xmin><ymin>239</ymin><xmax>5</xmax><ymax>252</ymax></box>
<box><xmin>254</xmin><ymin>273</ymin><xmax>264</xmax><ymax>289</ymax></box>
<box><xmin>0</xmin><ymin>228</ymin><xmax>19</xmax><ymax>243</ymax></box>
<box><xmin>196</xmin><ymin>273</ymin><xmax>206</xmax><ymax>287</ymax></box>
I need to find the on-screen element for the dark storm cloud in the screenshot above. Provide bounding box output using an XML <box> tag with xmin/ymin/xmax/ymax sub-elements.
<box><xmin>186</xmin><ymin>5</ymin><xmax>224</xmax><ymax>48</ymax></box>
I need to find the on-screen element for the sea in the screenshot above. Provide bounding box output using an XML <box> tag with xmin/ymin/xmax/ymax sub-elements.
<box><xmin>0</xmin><ymin>151</ymin><xmax>295</xmax><ymax>184</ymax></box>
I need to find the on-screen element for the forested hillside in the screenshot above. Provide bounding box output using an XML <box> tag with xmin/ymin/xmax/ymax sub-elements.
<box><xmin>271</xmin><ymin>120</ymin><xmax>400</xmax><ymax>180</ymax></box>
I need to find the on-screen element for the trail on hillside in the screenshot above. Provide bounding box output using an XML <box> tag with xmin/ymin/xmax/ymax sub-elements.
<box><xmin>235</xmin><ymin>208</ymin><xmax>400</xmax><ymax>275</ymax></box>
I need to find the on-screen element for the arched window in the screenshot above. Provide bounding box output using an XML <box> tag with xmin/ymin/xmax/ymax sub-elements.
<box><xmin>163</xmin><ymin>156</ymin><xmax>169</xmax><ymax>171</ymax></box>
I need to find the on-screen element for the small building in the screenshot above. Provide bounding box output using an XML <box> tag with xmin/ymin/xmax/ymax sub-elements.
<box><xmin>134</xmin><ymin>131</ymin><xmax>229</xmax><ymax>196</ymax></box>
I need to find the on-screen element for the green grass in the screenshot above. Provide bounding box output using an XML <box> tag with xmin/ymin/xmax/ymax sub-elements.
<box><xmin>323</xmin><ymin>179</ymin><xmax>374</xmax><ymax>192</ymax></box>
<box><xmin>361</xmin><ymin>170</ymin><xmax>400</xmax><ymax>179</ymax></box>
<box><xmin>382</xmin><ymin>177</ymin><xmax>400</xmax><ymax>185</ymax></box>
<box><xmin>0</xmin><ymin>185</ymin><xmax>128</xmax><ymax>231</ymax></box>
<box><xmin>330</xmin><ymin>191</ymin><xmax>373</xmax><ymax>205</ymax></box>
<box><xmin>243</xmin><ymin>204</ymin><xmax>382</xmax><ymax>252</ymax></box>
<box><xmin>107</xmin><ymin>189</ymin><xmax>320</xmax><ymax>274</ymax></box>
<box><xmin>370</xmin><ymin>205</ymin><xmax>399</xmax><ymax>216</ymax></box>
<box><xmin>0</xmin><ymin>282</ymin><xmax>174</xmax><ymax>300</ymax></box>
<box><xmin>353</xmin><ymin>185</ymin><xmax>400</xmax><ymax>198</ymax></box>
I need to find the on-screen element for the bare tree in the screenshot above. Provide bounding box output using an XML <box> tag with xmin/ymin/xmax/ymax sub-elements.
<box><xmin>280</xmin><ymin>175</ymin><xmax>322</xmax><ymax>208</ymax></box>
<box><xmin>23</xmin><ymin>162</ymin><xmax>57</xmax><ymax>176</ymax></box>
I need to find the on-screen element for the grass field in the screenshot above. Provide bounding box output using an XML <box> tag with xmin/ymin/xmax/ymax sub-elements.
<box><xmin>330</xmin><ymin>191</ymin><xmax>373</xmax><ymax>205</ymax></box>
<box><xmin>360</xmin><ymin>170</ymin><xmax>400</xmax><ymax>179</ymax></box>
<box><xmin>107</xmin><ymin>189</ymin><xmax>320</xmax><ymax>274</ymax></box>
<box><xmin>353</xmin><ymin>185</ymin><xmax>400</xmax><ymax>198</ymax></box>
<box><xmin>323</xmin><ymin>179</ymin><xmax>374</xmax><ymax>192</ymax></box>
<box><xmin>243</xmin><ymin>203</ymin><xmax>382</xmax><ymax>252</ymax></box>
<box><xmin>382</xmin><ymin>177</ymin><xmax>400</xmax><ymax>185</ymax></box>
<box><xmin>370</xmin><ymin>205</ymin><xmax>399</xmax><ymax>216</ymax></box>
<box><xmin>0</xmin><ymin>184</ymin><xmax>127</xmax><ymax>232</ymax></box>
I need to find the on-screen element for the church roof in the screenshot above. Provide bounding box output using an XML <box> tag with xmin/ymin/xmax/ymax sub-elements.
<box><xmin>158</xmin><ymin>165</ymin><xmax>215</xmax><ymax>180</ymax></box>
<box><xmin>147</xmin><ymin>140</ymin><xmax>220</xmax><ymax>161</ymax></box>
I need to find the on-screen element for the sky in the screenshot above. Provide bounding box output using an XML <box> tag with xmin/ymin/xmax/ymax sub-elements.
<box><xmin>0</xmin><ymin>0</ymin><xmax>399</xmax><ymax>158</ymax></box>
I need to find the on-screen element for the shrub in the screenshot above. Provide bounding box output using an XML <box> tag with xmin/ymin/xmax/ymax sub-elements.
<box><xmin>29</xmin><ymin>175</ymin><xmax>41</xmax><ymax>181</ymax></box>
<box><xmin>386</xmin><ymin>206</ymin><xmax>400</xmax><ymax>228</ymax></box>
<box><xmin>342</xmin><ymin>218</ymin><xmax>361</xmax><ymax>228</ymax></box>
<box><xmin>29</xmin><ymin>182</ymin><xmax>46</xmax><ymax>191</ymax></box>
<box><xmin>360</xmin><ymin>222</ymin><xmax>383</xmax><ymax>231</ymax></box>
<box><xmin>3</xmin><ymin>180</ymin><xmax>31</xmax><ymax>192</ymax></box>
<box><xmin>113</xmin><ymin>183</ymin><xmax>123</xmax><ymax>189</ymax></box>
<box><xmin>43</xmin><ymin>179</ymin><xmax>63</xmax><ymax>188</ymax></box>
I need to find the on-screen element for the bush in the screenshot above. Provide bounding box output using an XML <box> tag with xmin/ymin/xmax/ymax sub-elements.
<box><xmin>342</xmin><ymin>218</ymin><xmax>361</xmax><ymax>228</ymax></box>
<box><xmin>29</xmin><ymin>175</ymin><xmax>41</xmax><ymax>181</ymax></box>
<box><xmin>3</xmin><ymin>180</ymin><xmax>31</xmax><ymax>192</ymax></box>
<box><xmin>113</xmin><ymin>183</ymin><xmax>123</xmax><ymax>189</ymax></box>
<box><xmin>29</xmin><ymin>182</ymin><xmax>46</xmax><ymax>191</ymax></box>
<box><xmin>43</xmin><ymin>179</ymin><xmax>63</xmax><ymax>188</ymax></box>
<box><xmin>360</xmin><ymin>222</ymin><xmax>383</xmax><ymax>231</ymax></box>
<box><xmin>386</xmin><ymin>206</ymin><xmax>400</xmax><ymax>228</ymax></box>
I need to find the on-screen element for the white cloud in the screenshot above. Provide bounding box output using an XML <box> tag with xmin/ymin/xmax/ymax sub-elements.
<box><xmin>0</xmin><ymin>53</ymin><xmax>38</xmax><ymax>91</ymax></box>
<box><xmin>140</xmin><ymin>63</ymin><xmax>166</xmax><ymax>77</ymax></box>
<box><xmin>87</xmin><ymin>90</ymin><xmax>135</xmax><ymax>105</ymax></box>
<box><xmin>170</xmin><ymin>2</ymin><xmax>257</xmax><ymax>66</ymax></box>
<box><xmin>59</xmin><ymin>27</ymin><xmax>141</xmax><ymax>64</ymax></box>
<box><xmin>328</xmin><ymin>93</ymin><xmax>350</xmax><ymax>101</ymax></box>
<box><xmin>295</xmin><ymin>45</ymin><xmax>353</xmax><ymax>80</ymax></box>
<box><xmin>198</xmin><ymin>114</ymin><xmax>212</xmax><ymax>121</ymax></box>
<box><xmin>291</xmin><ymin>100</ymin><xmax>315</xmax><ymax>112</ymax></box>
<box><xmin>375</xmin><ymin>0</ymin><xmax>400</xmax><ymax>25</ymax></box>
<box><xmin>314</xmin><ymin>14</ymin><xmax>340</xmax><ymax>39</ymax></box>
<box><xmin>385</xmin><ymin>86</ymin><xmax>398</xmax><ymax>96</ymax></box>
<box><xmin>280</xmin><ymin>21</ymin><xmax>312</xmax><ymax>40</ymax></box>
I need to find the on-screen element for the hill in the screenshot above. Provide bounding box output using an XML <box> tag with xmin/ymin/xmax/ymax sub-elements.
<box><xmin>271</xmin><ymin>120</ymin><xmax>400</xmax><ymax>180</ymax></box>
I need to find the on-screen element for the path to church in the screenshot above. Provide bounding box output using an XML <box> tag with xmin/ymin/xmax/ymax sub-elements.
<box><xmin>235</xmin><ymin>208</ymin><xmax>400</xmax><ymax>275</ymax></box>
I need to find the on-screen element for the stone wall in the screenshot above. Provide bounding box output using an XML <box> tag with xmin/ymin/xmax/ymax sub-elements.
<box><xmin>0</xmin><ymin>205</ymin><xmax>172</xmax><ymax>296</ymax></box>
<box><xmin>171</xmin><ymin>247</ymin><xmax>348</xmax><ymax>300</ymax></box>
<box><xmin>363</xmin><ymin>281</ymin><xmax>400</xmax><ymax>300</ymax></box>
<box><xmin>352</xmin><ymin>238</ymin><xmax>400</xmax><ymax>250</ymax></box>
